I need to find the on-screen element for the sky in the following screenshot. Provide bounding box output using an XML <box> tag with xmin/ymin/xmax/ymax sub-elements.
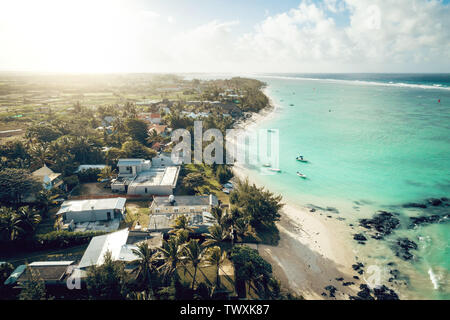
<box><xmin>0</xmin><ymin>0</ymin><xmax>449</xmax><ymax>73</ymax></box>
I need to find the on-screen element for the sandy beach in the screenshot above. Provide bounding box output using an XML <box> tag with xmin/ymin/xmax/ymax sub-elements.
<box><xmin>230</xmin><ymin>87</ymin><xmax>363</xmax><ymax>300</ymax></box>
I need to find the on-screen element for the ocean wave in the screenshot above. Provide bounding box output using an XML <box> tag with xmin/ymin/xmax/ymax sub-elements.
<box><xmin>428</xmin><ymin>268</ymin><xmax>441</xmax><ymax>290</ymax></box>
<box><xmin>256</xmin><ymin>75</ymin><xmax>450</xmax><ymax>91</ymax></box>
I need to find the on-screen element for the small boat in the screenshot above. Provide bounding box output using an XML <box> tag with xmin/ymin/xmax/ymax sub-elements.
<box><xmin>297</xmin><ymin>172</ymin><xmax>307</xmax><ymax>178</ymax></box>
<box><xmin>296</xmin><ymin>156</ymin><xmax>308</xmax><ymax>162</ymax></box>
<box><xmin>269</xmin><ymin>168</ymin><xmax>281</xmax><ymax>172</ymax></box>
<box><xmin>263</xmin><ymin>163</ymin><xmax>271</xmax><ymax>167</ymax></box>
<box><xmin>267</xmin><ymin>129</ymin><xmax>275</xmax><ymax>132</ymax></box>
<box><xmin>289</xmin><ymin>103</ymin><xmax>294</xmax><ymax>106</ymax></box>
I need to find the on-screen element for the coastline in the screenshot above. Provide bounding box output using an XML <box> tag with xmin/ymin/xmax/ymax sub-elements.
<box><xmin>230</xmin><ymin>86</ymin><xmax>363</xmax><ymax>299</ymax></box>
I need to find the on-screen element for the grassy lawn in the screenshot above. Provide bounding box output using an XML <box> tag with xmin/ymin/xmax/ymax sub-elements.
<box><xmin>177</xmin><ymin>164</ymin><xmax>230</xmax><ymax>205</ymax></box>
<box><xmin>177</xmin><ymin>260</ymin><xmax>236</xmax><ymax>294</ymax></box>
<box><xmin>121</xmin><ymin>201</ymin><xmax>150</xmax><ymax>230</ymax></box>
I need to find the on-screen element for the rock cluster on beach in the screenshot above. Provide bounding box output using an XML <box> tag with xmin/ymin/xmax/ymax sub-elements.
<box><xmin>349</xmin><ymin>284</ymin><xmax>399</xmax><ymax>300</ymax></box>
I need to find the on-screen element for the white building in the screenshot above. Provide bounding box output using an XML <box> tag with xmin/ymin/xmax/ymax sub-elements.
<box><xmin>56</xmin><ymin>197</ymin><xmax>126</xmax><ymax>225</ymax></box>
<box><xmin>111</xmin><ymin>159</ymin><xmax>180</xmax><ymax>196</ymax></box>
<box><xmin>148</xmin><ymin>195</ymin><xmax>218</xmax><ymax>233</ymax></box>
<box><xmin>72</xmin><ymin>228</ymin><xmax>139</xmax><ymax>278</ymax></box>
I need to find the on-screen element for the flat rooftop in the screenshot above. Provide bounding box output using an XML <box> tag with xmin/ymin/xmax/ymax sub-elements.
<box><xmin>57</xmin><ymin>198</ymin><xmax>126</xmax><ymax>215</ymax></box>
<box><xmin>152</xmin><ymin>195</ymin><xmax>218</xmax><ymax>207</ymax></box>
<box><xmin>130</xmin><ymin>166</ymin><xmax>179</xmax><ymax>187</ymax></box>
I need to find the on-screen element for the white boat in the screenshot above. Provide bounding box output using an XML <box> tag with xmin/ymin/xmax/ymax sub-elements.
<box><xmin>263</xmin><ymin>163</ymin><xmax>271</xmax><ymax>167</ymax></box>
<box><xmin>297</xmin><ymin>172</ymin><xmax>307</xmax><ymax>178</ymax></box>
<box><xmin>296</xmin><ymin>156</ymin><xmax>308</xmax><ymax>162</ymax></box>
<box><xmin>269</xmin><ymin>168</ymin><xmax>281</xmax><ymax>172</ymax></box>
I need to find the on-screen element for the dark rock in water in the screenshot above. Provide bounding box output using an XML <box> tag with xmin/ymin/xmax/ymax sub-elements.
<box><xmin>387</xmin><ymin>262</ymin><xmax>396</xmax><ymax>266</ymax></box>
<box><xmin>353</xmin><ymin>233</ymin><xmax>367</xmax><ymax>241</ymax></box>
<box><xmin>409</xmin><ymin>214</ymin><xmax>444</xmax><ymax>228</ymax></box>
<box><xmin>335</xmin><ymin>277</ymin><xmax>344</xmax><ymax>281</ymax></box>
<box><xmin>427</xmin><ymin>198</ymin><xmax>443</xmax><ymax>207</ymax></box>
<box><xmin>321</xmin><ymin>292</ymin><xmax>327</xmax><ymax>297</ymax></box>
<box><xmin>310</xmin><ymin>208</ymin><xmax>316</xmax><ymax>212</ymax></box>
<box><xmin>353</xmin><ymin>276</ymin><xmax>360</xmax><ymax>280</ymax></box>
<box><xmin>343</xmin><ymin>282</ymin><xmax>354</xmax><ymax>286</ymax></box>
<box><xmin>324</xmin><ymin>285</ymin><xmax>337</xmax><ymax>298</ymax></box>
<box><xmin>373</xmin><ymin>285</ymin><xmax>399</xmax><ymax>300</ymax></box>
<box><xmin>393</xmin><ymin>238</ymin><xmax>418</xmax><ymax>261</ymax></box>
<box><xmin>403</xmin><ymin>202</ymin><xmax>427</xmax><ymax>209</ymax></box>
<box><xmin>359</xmin><ymin>211</ymin><xmax>400</xmax><ymax>239</ymax></box>
<box><xmin>441</xmin><ymin>197</ymin><xmax>448</xmax><ymax>202</ymax></box>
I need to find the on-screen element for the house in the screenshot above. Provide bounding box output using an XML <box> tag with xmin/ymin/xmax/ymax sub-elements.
<box><xmin>111</xmin><ymin>159</ymin><xmax>180</xmax><ymax>196</ymax></box>
<box><xmin>56</xmin><ymin>197</ymin><xmax>126</xmax><ymax>230</ymax></box>
<box><xmin>151</xmin><ymin>152</ymin><xmax>176</xmax><ymax>167</ymax></box>
<box><xmin>148</xmin><ymin>195</ymin><xmax>218</xmax><ymax>233</ymax></box>
<box><xmin>148</xmin><ymin>124</ymin><xmax>169</xmax><ymax>136</ymax></box>
<box><xmin>32</xmin><ymin>165</ymin><xmax>63</xmax><ymax>190</ymax></box>
<box><xmin>149</xmin><ymin>195</ymin><xmax>218</xmax><ymax>215</ymax></box>
<box><xmin>72</xmin><ymin>228</ymin><xmax>139</xmax><ymax>278</ymax></box>
<box><xmin>4</xmin><ymin>261</ymin><xmax>75</xmax><ymax>287</ymax></box>
<box><xmin>149</xmin><ymin>113</ymin><xmax>162</xmax><ymax>124</ymax></box>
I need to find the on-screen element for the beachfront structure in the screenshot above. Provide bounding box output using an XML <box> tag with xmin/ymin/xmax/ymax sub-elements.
<box><xmin>111</xmin><ymin>158</ymin><xmax>180</xmax><ymax>196</ymax></box>
<box><xmin>32</xmin><ymin>165</ymin><xmax>63</xmax><ymax>190</ymax></box>
<box><xmin>148</xmin><ymin>195</ymin><xmax>218</xmax><ymax>232</ymax></box>
<box><xmin>56</xmin><ymin>197</ymin><xmax>126</xmax><ymax>226</ymax></box>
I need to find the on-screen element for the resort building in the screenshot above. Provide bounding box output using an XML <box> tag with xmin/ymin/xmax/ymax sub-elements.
<box><xmin>56</xmin><ymin>197</ymin><xmax>126</xmax><ymax>231</ymax></box>
<box><xmin>32</xmin><ymin>165</ymin><xmax>63</xmax><ymax>190</ymax></box>
<box><xmin>148</xmin><ymin>195</ymin><xmax>218</xmax><ymax>233</ymax></box>
<box><xmin>111</xmin><ymin>158</ymin><xmax>180</xmax><ymax>196</ymax></box>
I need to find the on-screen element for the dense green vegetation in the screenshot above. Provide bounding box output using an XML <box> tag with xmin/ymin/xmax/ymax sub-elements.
<box><xmin>0</xmin><ymin>74</ymin><xmax>292</xmax><ymax>300</ymax></box>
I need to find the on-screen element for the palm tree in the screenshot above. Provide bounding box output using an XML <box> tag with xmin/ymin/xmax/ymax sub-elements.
<box><xmin>202</xmin><ymin>224</ymin><xmax>228</xmax><ymax>248</ymax></box>
<box><xmin>97</xmin><ymin>166</ymin><xmax>116</xmax><ymax>184</ymax></box>
<box><xmin>181</xmin><ymin>239</ymin><xmax>206</xmax><ymax>290</ymax></box>
<box><xmin>169</xmin><ymin>215</ymin><xmax>195</xmax><ymax>234</ymax></box>
<box><xmin>36</xmin><ymin>190</ymin><xmax>60</xmax><ymax>217</ymax></box>
<box><xmin>204</xmin><ymin>246</ymin><xmax>227</xmax><ymax>289</ymax></box>
<box><xmin>157</xmin><ymin>238</ymin><xmax>183</xmax><ymax>283</ymax></box>
<box><xmin>14</xmin><ymin>206</ymin><xmax>41</xmax><ymax>235</ymax></box>
<box><xmin>131</xmin><ymin>242</ymin><xmax>158</xmax><ymax>298</ymax></box>
<box><xmin>0</xmin><ymin>207</ymin><xmax>24</xmax><ymax>241</ymax></box>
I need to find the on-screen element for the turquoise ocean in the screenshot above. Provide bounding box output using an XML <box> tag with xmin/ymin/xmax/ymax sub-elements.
<box><xmin>240</xmin><ymin>74</ymin><xmax>450</xmax><ymax>299</ymax></box>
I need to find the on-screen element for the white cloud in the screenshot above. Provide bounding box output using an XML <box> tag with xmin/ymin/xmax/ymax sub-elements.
<box><xmin>226</xmin><ymin>0</ymin><xmax>450</xmax><ymax>72</ymax></box>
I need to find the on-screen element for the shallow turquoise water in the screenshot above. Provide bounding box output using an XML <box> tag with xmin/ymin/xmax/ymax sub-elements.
<box><xmin>240</xmin><ymin>75</ymin><xmax>450</xmax><ymax>299</ymax></box>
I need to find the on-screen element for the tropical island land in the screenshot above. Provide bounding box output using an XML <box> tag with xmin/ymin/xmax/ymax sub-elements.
<box><xmin>0</xmin><ymin>73</ymin><xmax>301</xmax><ymax>300</ymax></box>
<box><xmin>0</xmin><ymin>72</ymin><xmax>413</xmax><ymax>301</ymax></box>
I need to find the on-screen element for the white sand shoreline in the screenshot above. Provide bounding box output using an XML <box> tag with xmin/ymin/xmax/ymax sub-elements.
<box><xmin>230</xmin><ymin>86</ymin><xmax>362</xmax><ymax>299</ymax></box>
